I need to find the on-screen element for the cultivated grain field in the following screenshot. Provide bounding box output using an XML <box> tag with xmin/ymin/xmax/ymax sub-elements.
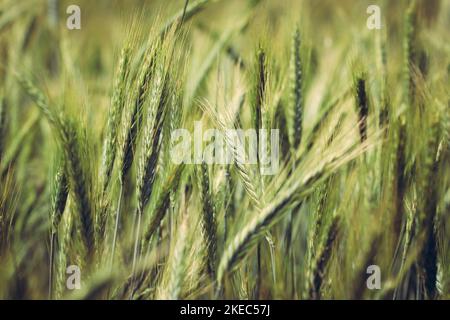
<box><xmin>0</xmin><ymin>0</ymin><xmax>449</xmax><ymax>300</ymax></box>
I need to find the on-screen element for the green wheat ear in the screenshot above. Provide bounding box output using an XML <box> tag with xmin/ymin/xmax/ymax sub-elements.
<box><xmin>290</xmin><ymin>25</ymin><xmax>303</xmax><ymax>149</ymax></box>
<box><xmin>198</xmin><ymin>162</ymin><xmax>217</xmax><ymax>280</ymax></box>
<box><xmin>143</xmin><ymin>164</ymin><xmax>185</xmax><ymax>243</ymax></box>
<box><xmin>18</xmin><ymin>74</ymin><xmax>96</xmax><ymax>258</ymax></box>
<box><xmin>353</xmin><ymin>72</ymin><xmax>369</xmax><ymax>143</ymax></box>
<box><xmin>308</xmin><ymin>216</ymin><xmax>340</xmax><ymax>300</ymax></box>
<box><xmin>58</xmin><ymin>117</ymin><xmax>96</xmax><ymax>258</ymax></box>
<box><xmin>217</xmin><ymin>133</ymin><xmax>368</xmax><ymax>287</ymax></box>
<box><xmin>251</xmin><ymin>45</ymin><xmax>267</xmax><ymax>157</ymax></box>
<box><xmin>403</xmin><ymin>0</ymin><xmax>418</xmax><ymax>107</ymax></box>
<box><xmin>2</xmin><ymin>0</ymin><xmax>449</xmax><ymax>300</ymax></box>
<box><xmin>0</xmin><ymin>91</ymin><xmax>6</xmax><ymax>161</ymax></box>
<box><xmin>48</xmin><ymin>159</ymin><xmax>69</xmax><ymax>299</ymax></box>
<box><xmin>305</xmin><ymin>181</ymin><xmax>330</xmax><ymax>295</ymax></box>
<box><xmin>50</xmin><ymin>160</ymin><xmax>69</xmax><ymax>235</ymax></box>
<box><xmin>166</xmin><ymin>215</ymin><xmax>188</xmax><ymax>300</ymax></box>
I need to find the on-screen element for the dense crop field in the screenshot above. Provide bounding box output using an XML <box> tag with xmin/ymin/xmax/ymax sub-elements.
<box><xmin>0</xmin><ymin>0</ymin><xmax>449</xmax><ymax>299</ymax></box>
